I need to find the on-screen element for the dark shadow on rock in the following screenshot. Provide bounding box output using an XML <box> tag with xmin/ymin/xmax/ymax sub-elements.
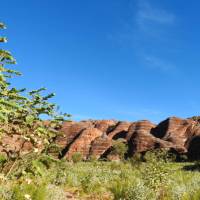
<box><xmin>107</xmin><ymin>121</ymin><xmax>121</xmax><ymax>134</ymax></box>
<box><xmin>100</xmin><ymin>147</ymin><xmax>112</xmax><ymax>159</ymax></box>
<box><xmin>126</xmin><ymin>135</ymin><xmax>136</xmax><ymax>158</ymax></box>
<box><xmin>188</xmin><ymin>136</ymin><xmax>200</xmax><ymax>161</ymax></box>
<box><xmin>112</xmin><ymin>131</ymin><xmax>127</xmax><ymax>140</ymax></box>
<box><xmin>151</xmin><ymin>118</ymin><xmax>170</xmax><ymax>138</ymax></box>
<box><xmin>168</xmin><ymin>148</ymin><xmax>188</xmax><ymax>162</ymax></box>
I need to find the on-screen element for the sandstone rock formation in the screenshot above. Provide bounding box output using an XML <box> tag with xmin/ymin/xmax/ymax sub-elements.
<box><xmin>126</xmin><ymin>120</ymin><xmax>174</xmax><ymax>155</ymax></box>
<box><xmin>94</xmin><ymin>120</ymin><xmax>117</xmax><ymax>133</ymax></box>
<box><xmin>55</xmin><ymin>121</ymin><xmax>94</xmax><ymax>149</ymax></box>
<box><xmin>65</xmin><ymin>127</ymin><xmax>103</xmax><ymax>160</ymax></box>
<box><xmin>108</xmin><ymin>121</ymin><xmax>131</xmax><ymax>139</ymax></box>
<box><xmin>89</xmin><ymin>136</ymin><xmax>112</xmax><ymax>159</ymax></box>
<box><xmin>152</xmin><ymin>117</ymin><xmax>195</xmax><ymax>145</ymax></box>
<box><xmin>0</xmin><ymin>134</ymin><xmax>35</xmax><ymax>158</ymax></box>
<box><xmin>88</xmin><ymin>121</ymin><xmax>132</xmax><ymax>159</ymax></box>
<box><xmin>55</xmin><ymin>117</ymin><xmax>200</xmax><ymax>160</ymax></box>
<box><xmin>1</xmin><ymin>116</ymin><xmax>200</xmax><ymax>160</ymax></box>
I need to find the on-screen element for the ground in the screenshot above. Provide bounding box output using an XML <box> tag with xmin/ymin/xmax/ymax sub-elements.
<box><xmin>0</xmin><ymin>154</ymin><xmax>200</xmax><ymax>200</ymax></box>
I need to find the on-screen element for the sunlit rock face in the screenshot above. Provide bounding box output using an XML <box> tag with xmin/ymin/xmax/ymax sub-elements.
<box><xmin>65</xmin><ymin>127</ymin><xmax>103</xmax><ymax>160</ymax></box>
<box><xmin>152</xmin><ymin>117</ymin><xmax>195</xmax><ymax>147</ymax></box>
<box><xmin>126</xmin><ymin>120</ymin><xmax>174</xmax><ymax>156</ymax></box>
<box><xmin>54</xmin><ymin>117</ymin><xmax>200</xmax><ymax>160</ymax></box>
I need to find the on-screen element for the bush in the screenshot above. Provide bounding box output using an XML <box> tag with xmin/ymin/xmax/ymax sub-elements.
<box><xmin>144</xmin><ymin>149</ymin><xmax>176</xmax><ymax>163</ymax></box>
<box><xmin>109</xmin><ymin>180</ymin><xmax>132</xmax><ymax>200</ymax></box>
<box><xmin>43</xmin><ymin>144</ymin><xmax>62</xmax><ymax>158</ymax></box>
<box><xmin>110</xmin><ymin>139</ymin><xmax>128</xmax><ymax>160</ymax></box>
<box><xmin>129</xmin><ymin>153</ymin><xmax>143</xmax><ymax>168</ymax></box>
<box><xmin>12</xmin><ymin>183</ymin><xmax>47</xmax><ymax>200</ymax></box>
<box><xmin>71</xmin><ymin>152</ymin><xmax>82</xmax><ymax>163</ymax></box>
<box><xmin>0</xmin><ymin>22</ymin><xmax>71</xmax><ymax>160</ymax></box>
<box><xmin>109</xmin><ymin>179</ymin><xmax>155</xmax><ymax>200</ymax></box>
<box><xmin>3</xmin><ymin>153</ymin><xmax>59</xmax><ymax>178</ymax></box>
<box><xmin>0</xmin><ymin>154</ymin><xmax>7</xmax><ymax>169</ymax></box>
<box><xmin>177</xmin><ymin>154</ymin><xmax>188</xmax><ymax>162</ymax></box>
<box><xmin>88</xmin><ymin>155</ymin><xmax>98</xmax><ymax>162</ymax></box>
<box><xmin>140</xmin><ymin>158</ymin><xmax>170</xmax><ymax>192</ymax></box>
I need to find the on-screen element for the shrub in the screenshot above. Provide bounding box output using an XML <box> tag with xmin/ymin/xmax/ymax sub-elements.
<box><xmin>110</xmin><ymin>139</ymin><xmax>128</xmax><ymax>160</ymax></box>
<box><xmin>129</xmin><ymin>153</ymin><xmax>143</xmax><ymax>168</ymax></box>
<box><xmin>43</xmin><ymin>143</ymin><xmax>62</xmax><ymax>157</ymax></box>
<box><xmin>71</xmin><ymin>152</ymin><xmax>82</xmax><ymax>163</ymax></box>
<box><xmin>144</xmin><ymin>149</ymin><xmax>176</xmax><ymax>163</ymax></box>
<box><xmin>46</xmin><ymin>184</ymin><xmax>66</xmax><ymax>200</ymax></box>
<box><xmin>12</xmin><ymin>183</ymin><xmax>47</xmax><ymax>200</ymax></box>
<box><xmin>0</xmin><ymin>154</ymin><xmax>7</xmax><ymax>169</ymax></box>
<box><xmin>140</xmin><ymin>158</ymin><xmax>170</xmax><ymax>192</ymax></box>
<box><xmin>80</xmin><ymin>173</ymin><xmax>93</xmax><ymax>193</ymax></box>
<box><xmin>109</xmin><ymin>179</ymin><xmax>155</xmax><ymax>200</ymax></box>
<box><xmin>88</xmin><ymin>155</ymin><xmax>98</xmax><ymax>162</ymax></box>
<box><xmin>4</xmin><ymin>153</ymin><xmax>59</xmax><ymax>178</ymax></box>
<box><xmin>109</xmin><ymin>179</ymin><xmax>131</xmax><ymax>200</ymax></box>
<box><xmin>177</xmin><ymin>154</ymin><xmax>188</xmax><ymax>162</ymax></box>
<box><xmin>0</xmin><ymin>22</ymin><xmax>71</xmax><ymax>160</ymax></box>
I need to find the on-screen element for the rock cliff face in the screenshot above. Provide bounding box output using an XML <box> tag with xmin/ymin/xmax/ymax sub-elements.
<box><xmin>55</xmin><ymin>117</ymin><xmax>200</xmax><ymax>160</ymax></box>
<box><xmin>1</xmin><ymin>116</ymin><xmax>200</xmax><ymax>160</ymax></box>
<box><xmin>65</xmin><ymin>127</ymin><xmax>103</xmax><ymax>160</ymax></box>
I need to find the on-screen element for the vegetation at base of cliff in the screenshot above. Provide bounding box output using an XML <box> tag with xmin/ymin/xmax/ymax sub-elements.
<box><xmin>0</xmin><ymin>153</ymin><xmax>200</xmax><ymax>200</ymax></box>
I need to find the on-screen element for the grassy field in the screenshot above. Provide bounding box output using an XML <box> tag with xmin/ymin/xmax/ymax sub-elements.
<box><xmin>0</xmin><ymin>153</ymin><xmax>200</xmax><ymax>200</ymax></box>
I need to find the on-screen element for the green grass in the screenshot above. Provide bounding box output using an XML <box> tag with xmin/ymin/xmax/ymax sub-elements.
<box><xmin>0</xmin><ymin>155</ymin><xmax>200</xmax><ymax>200</ymax></box>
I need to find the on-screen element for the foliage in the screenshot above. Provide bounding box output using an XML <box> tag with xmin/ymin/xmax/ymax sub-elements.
<box><xmin>0</xmin><ymin>157</ymin><xmax>200</xmax><ymax>199</ymax></box>
<box><xmin>109</xmin><ymin>179</ymin><xmax>134</xmax><ymax>200</ymax></box>
<box><xmin>0</xmin><ymin>22</ymin><xmax>71</xmax><ymax>157</ymax></box>
<box><xmin>144</xmin><ymin>149</ymin><xmax>176</xmax><ymax>163</ymax></box>
<box><xmin>12</xmin><ymin>183</ymin><xmax>46</xmax><ymax>200</ymax></box>
<box><xmin>141</xmin><ymin>157</ymin><xmax>170</xmax><ymax>192</ymax></box>
<box><xmin>0</xmin><ymin>154</ymin><xmax>7</xmax><ymax>170</ymax></box>
<box><xmin>71</xmin><ymin>152</ymin><xmax>83</xmax><ymax>163</ymax></box>
<box><xmin>88</xmin><ymin>154</ymin><xmax>98</xmax><ymax>162</ymax></box>
<box><xmin>110</xmin><ymin>139</ymin><xmax>128</xmax><ymax>160</ymax></box>
<box><xmin>189</xmin><ymin>116</ymin><xmax>200</xmax><ymax>124</ymax></box>
<box><xmin>128</xmin><ymin>153</ymin><xmax>143</xmax><ymax>168</ymax></box>
<box><xmin>1</xmin><ymin>153</ymin><xmax>54</xmax><ymax>178</ymax></box>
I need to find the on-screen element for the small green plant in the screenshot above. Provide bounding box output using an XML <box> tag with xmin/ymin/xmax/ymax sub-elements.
<box><xmin>0</xmin><ymin>154</ymin><xmax>7</xmax><ymax>168</ymax></box>
<box><xmin>88</xmin><ymin>154</ymin><xmax>98</xmax><ymax>162</ymax></box>
<box><xmin>129</xmin><ymin>153</ymin><xmax>143</xmax><ymax>168</ymax></box>
<box><xmin>71</xmin><ymin>152</ymin><xmax>82</xmax><ymax>163</ymax></box>
<box><xmin>80</xmin><ymin>173</ymin><xmax>93</xmax><ymax>193</ymax></box>
<box><xmin>43</xmin><ymin>143</ymin><xmax>62</xmax><ymax>158</ymax></box>
<box><xmin>178</xmin><ymin>154</ymin><xmax>188</xmax><ymax>162</ymax></box>
<box><xmin>144</xmin><ymin>149</ymin><xmax>176</xmax><ymax>163</ymax></box>
<box><xmin>109</xmin><ymin>179</ymin><xmax>130</xmax><ymax>200</ymax></box>
<box><xmin>109</xmin><ymin>179</ymin><xmax>142</xmax><ymax>200</ymax></box>
<box><xmin>3</xmin><ymin>153</ymin><xmax>59</xmax><ymax>178</ymax></box>
<box><xmin>12</xmin><ymin>183</ymin><xmax>47</xmax><ymax>200</ymax></box>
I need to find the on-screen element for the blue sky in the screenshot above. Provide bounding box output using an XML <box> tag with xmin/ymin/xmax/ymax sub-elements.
<box><xmin>1</xmin><ymin>0</ymin><xmax>200</xmax><ymax>123</ymax></box>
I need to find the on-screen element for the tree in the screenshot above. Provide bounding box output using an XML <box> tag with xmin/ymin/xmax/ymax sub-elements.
<box><xmin>0</xmin><ymin>22</ymin><xmax>71</xmax><ymax>155</ymax></box>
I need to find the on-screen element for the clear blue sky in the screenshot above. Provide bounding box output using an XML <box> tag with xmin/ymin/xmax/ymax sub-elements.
<box><xmin>1</xmin><ymin>0</ymin><xmax>200</xmax><ymax>123</ymax></box>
